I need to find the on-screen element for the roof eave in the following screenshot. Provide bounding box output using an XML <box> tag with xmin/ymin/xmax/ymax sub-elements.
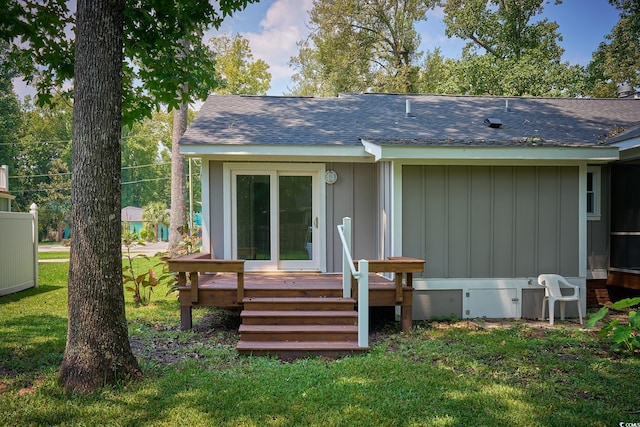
<box><xmin>179</xmin><ymin>144</ymin><xmax>374</xmax><ymax>163</ymax></box>
<box><xmin>613</xmin><ymin>135</ymin><xmax>640</xmax><ymax>161</ymax></box>
<box><xmin>361</xmin><ymin>139</ymin><xmax>619</xmax><ymax>163</ymax></box>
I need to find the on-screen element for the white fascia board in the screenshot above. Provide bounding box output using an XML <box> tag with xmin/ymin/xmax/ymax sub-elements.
<box><xmin>616</xmin><ymin>136</ymin><xmax>640</xmax><ymax>161</ymax></box>
<box><xmin>179</xmin><ymin>144</ymin><xmax>373</xmax><ymax>163</ymax></box>
<box><xmin>361</xmin><ymin>140</ymin><xmax>619</xmax><ymax>163</ymax></box>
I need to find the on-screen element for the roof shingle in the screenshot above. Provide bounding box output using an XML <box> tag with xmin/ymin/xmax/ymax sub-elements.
<box><xmin>180</xmin><ymin>93</ymin><xmax>640</xmax><ymax>148</ymax></box>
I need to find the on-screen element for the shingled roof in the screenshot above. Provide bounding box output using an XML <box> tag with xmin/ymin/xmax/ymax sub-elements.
<box><xmin>180</xmin><ymin>93</ymin><xmax>640</xmax><ymax>151</ymax></box>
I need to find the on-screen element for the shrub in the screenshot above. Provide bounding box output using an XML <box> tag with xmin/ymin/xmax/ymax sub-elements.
<box><xmin>122</xmin><ymin>225</ymin><xmax>170</xmax><ymax>305</ymax></box>
<box><xmin>587</xmin><ymin>297</ymin><xmax>640</xmax><ymax>354</ymax></box>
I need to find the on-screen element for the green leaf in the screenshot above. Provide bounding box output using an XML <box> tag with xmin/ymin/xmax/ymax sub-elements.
<box><xmin>599</xmin><ymin>319</ymin><xmax>618</xmax><ymax>338</ymax></box>
<box><xmin>586</xmin><ymin>306</ymin><xmax>609</xmax><ymax>328</ymax></box>
<box><xmin>611</xmin><ymin>297</ymin><xmax>640</xmax><ymax>311</ymax></box>
<box><xmin>612</xmin><ymin>325</ymin><xmax>632</xmax><ymax>344</ymax></box>
<box><xmin>629</xmin><ymin>311</ymin><xmax>640</xmax><ymax>329</ymax></box>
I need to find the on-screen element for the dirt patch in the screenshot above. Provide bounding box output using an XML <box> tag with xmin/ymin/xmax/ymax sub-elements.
<box><xmin>130</xmin><ymin>309</ymin><xmax>242</xmax><ymax>365</ymax></box>
<box><xmin>128</xmin><ymin>309</ymin><xmax>619</xmax><ymax>366</ymax></box>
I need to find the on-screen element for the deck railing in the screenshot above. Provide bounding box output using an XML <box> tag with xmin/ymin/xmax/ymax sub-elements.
<box><xmin>337</xmin><ymin>217</ymin><xmax>369</xmax><ymax>348</ymax></box>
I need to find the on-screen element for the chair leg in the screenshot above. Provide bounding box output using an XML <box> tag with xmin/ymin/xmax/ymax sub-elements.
<box><xmin>560</xmin><ymin>301</ymin><xmax>566</xmax><ymax>321</ymax></box>
<box><xmin>541</xmin><ymin>297</ymin><xmax>547</xmax><ymax>322</ymax></box>
<box><xmin>549</xmin><ymin>299</ymin><xmax>555</xmax><ymax>326</ymax></box>
<box><xmin>576</xmin><ymin>300</ymin><xmax>583</xmax><ymax>325</ymax></box>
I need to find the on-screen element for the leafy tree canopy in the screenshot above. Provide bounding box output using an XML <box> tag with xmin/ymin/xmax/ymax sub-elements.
<box><xmin>435</xmin><ymin>0</ymin><xmax>586</xmax><ymax>96</ymax></box>
<box><xmin>289</xmin><ymin>0</ymin><xmax>436</xmax><ymax>96</ymax></box>
<box><xmin>209</xmin><ymin>34</ymin><xmax>271</xmax><ymax>95</ymax></box>
<box><xmin>1</xmin><ymin>0</ymin><xmax>257</xmax><ymax>124</ymax></box>
<box><xmin>0</xmin><ymin>40</ymin><xmax>22</xmax><ymax>168</ymax></box>
<box><xmin>121</xmin><ymin>110</ymin><xmax>172</xmax><ymax>209</ymax></box>
<box><xmin>586</xmin><ymin>0</ymin><xmax>640</xmax><ymax>96</ymax></box>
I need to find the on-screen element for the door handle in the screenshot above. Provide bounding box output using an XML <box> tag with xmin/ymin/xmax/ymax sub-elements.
<box><xmin>314</xmin><ymin>217</ymin><xmax>318</xmax><ymax>228</ymax></box>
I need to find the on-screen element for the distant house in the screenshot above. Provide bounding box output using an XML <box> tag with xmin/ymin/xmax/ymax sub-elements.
<box><xmin>178</xmin><ymin>93</ymin><xmax>640</xmax><ymax>320</ymax></box>
<box><xmin>0</xmin><ymin>165</ymin><xmax>15</xmax><ymax>212</ymax></box>
<box><xmin>121</xmin><ymin>206</ymin><xmax>169</xmax><ymax>241</ymax></box>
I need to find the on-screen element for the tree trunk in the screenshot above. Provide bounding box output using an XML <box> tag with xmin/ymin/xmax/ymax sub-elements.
<box><xmin>58</xmin><ymin>0</ymin><xmax>141</xmax><ymax>393</ymax></box>
<box><xmin>168</xmin><ymin>96</ymin><xmax>188</xmax><ymax>256</ymax></box>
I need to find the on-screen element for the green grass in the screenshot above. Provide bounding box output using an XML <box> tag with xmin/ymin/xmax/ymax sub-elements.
<box><xmin>1</xmin><ymin>260</ymin><xmax>640</xmax><ymax>426</ymax></box>
<box><xmin>38</xmin><ymin>251</ymin><xmax>71</xmax><ymax>260</ymax></box>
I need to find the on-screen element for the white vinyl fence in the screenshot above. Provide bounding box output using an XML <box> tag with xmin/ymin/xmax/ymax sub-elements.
<box><xmin>0</xmin><ymin>204</ymin><xmax>38</xmax><ymax>296</ymax></box>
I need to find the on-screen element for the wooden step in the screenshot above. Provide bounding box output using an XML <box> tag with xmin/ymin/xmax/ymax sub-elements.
<box><xmin>236</xmin><ymin>340</ymin><xmax>368</xmax><ymax>359</ymax></box>
<box><xmin>242</xmin><ymin>297</ymin><xmax>356</xmax><ymax>311</ymax></box>
<box><xmin>239</xmin><ymin>324</ymin><xmax>358</xmax><ymax>342</ymax></box>
<box><xmin>244</xmin><ymin>284</ymin><xmax>343</xmax><ymax>299</ymax></box>
<box><xmin>241</xmin><ymin>310</ymin><xmax>358</xmax><ymax>325</ymax></box>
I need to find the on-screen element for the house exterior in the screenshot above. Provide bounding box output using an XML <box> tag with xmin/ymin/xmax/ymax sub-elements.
<box><xmin>179</xmin><ymin>93</ymin><xmax>640</xmax><ymax>320</ymax></box>
<box><xmin>121</xmin><ymin>206</ymin><xmax>169</xmax><ymax>241</ymax></box>
<box><xmin>0</xmin><ymin>165</ymin><xmax>15</xmax><ymax>212</ymax></box>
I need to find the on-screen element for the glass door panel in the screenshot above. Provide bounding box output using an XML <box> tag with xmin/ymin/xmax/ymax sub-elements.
<box><xmin>231</xmin><ymin>165</ymin><xmax>321</xmax><ymax>271</ymax></box>
<box><xmin>236</xmin><ymin>174</ymin><xmax>271</xmax><ymax>261</ymax></box>
<box><xmin>279</xmin><ymin>175</ymin><xmax>313</xmax><ymax>261</ymax></box>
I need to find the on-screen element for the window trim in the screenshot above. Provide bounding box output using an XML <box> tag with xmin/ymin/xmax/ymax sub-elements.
<box><xmin>587</xmin><ymin>166</ymin><xmax>601</xmax><ymax>221</ymax></box>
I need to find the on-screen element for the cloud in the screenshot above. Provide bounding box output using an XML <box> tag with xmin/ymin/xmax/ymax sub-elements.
<box><xmin>244</xmin><ymin>0</ymin><xmax>313</xmax><ymax>82</ymax></box>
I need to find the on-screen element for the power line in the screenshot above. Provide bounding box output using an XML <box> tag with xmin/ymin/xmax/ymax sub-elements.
<box><xmin>10</xmin><ymin>176</ymin><xmax>171</xmax><ymax>193</ymax></box>
<box><xmin>122</xmin><ymin>177</ymin><xmax>170</xmax><ymax>185</ymax></box>
<box><xmin>0</xmin><ymin>139</ymin><xmax>72</xmax><ymax>146</ymax></box>
<box><xmin>0</xmin><ymin>134</ymin><xmax>158</xmax><ymax>146</ymax></box>
<box><xmin>8</xmin><ymin>162</ymin><xmax>170</xmax><ymax>179</ymax></box>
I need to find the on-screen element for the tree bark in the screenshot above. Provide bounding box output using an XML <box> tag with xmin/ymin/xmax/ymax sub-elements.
<box><xmin>58</xmin><ymin>0</ymin><xmax>141</xmax><ymax>393</ymax></box>
<box><xmin>168</xmin><ymin>90</ymin><xmax>188</xmax><ymax>256</ymax></box>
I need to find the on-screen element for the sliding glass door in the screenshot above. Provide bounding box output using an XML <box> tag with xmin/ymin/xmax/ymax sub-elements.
<box><xmin>231</xmin><ymin>167</ymin><xmax>320</xmax><ymax>271</ymax></box>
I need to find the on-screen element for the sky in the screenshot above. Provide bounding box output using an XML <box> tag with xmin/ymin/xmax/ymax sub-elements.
<box><xmin>11</xmin><ymin>0</ymin><xmax>624</xmax><ymax>99</ymax></box>
<box><xmin>209</xmin><ymin>0</ymin><xmax>623</xmax><ymax>96</ymax></box>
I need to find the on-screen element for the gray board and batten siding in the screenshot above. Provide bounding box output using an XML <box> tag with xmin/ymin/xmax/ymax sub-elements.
<box><xmin>403</xmin><ymin>165</ymin><xmax>579</xmax><ymax>278</ymax></box>
<box><xmin>403</xmin><ymin>165</ymin><xmax>580</xmax><ymax>319</ymax></box>
<box><xmin>207</xmin><ymin>160</ymin><xmax>381</xmax><ymax>270</ymax></box>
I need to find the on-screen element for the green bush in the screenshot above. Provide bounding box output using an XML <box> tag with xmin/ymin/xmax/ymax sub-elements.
<box><xmin>139</xmin><ymin>227</ymin><xmax>154</xmax><ymax>242</ymax></box>
<box><xmin>587</xmin><ymin>296</ymin><xmax>640</xmax><ymax>354</ymax></box>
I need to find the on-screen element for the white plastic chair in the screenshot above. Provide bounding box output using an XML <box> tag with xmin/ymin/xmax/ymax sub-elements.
<box><xmin>538</xmin><ymin>274</ymin><xmax>583</xmax><ymax>326</ymax></box>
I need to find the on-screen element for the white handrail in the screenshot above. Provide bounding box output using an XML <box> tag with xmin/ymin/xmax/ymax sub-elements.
<box><xmin>337</xmin><ymin>224</ymin><xmax>359</xmax><ymax>278</ymax></box>
<box><xmin>337</xmin><ymin>217</ymin><xmax>368</xmax><ymax>348</ymax></box>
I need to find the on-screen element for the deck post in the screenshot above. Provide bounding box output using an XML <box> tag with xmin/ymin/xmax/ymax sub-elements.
<box><xmin>342</xmin><ymin>217</ymin><xmax>352</xmax><ymax>298</ymax></box>
<box><xmin>180</xmin><ymin>306</ymin><xmax>192</xmax><ymax>330</ymax></box>
<box><xmin>190</xmin><ymin>272</ymin><xmax>199</xmax><ymax>303</ymax></box>
<box><xmin>395</xmin><ymin>273</ymin><xmax>403</xmax><ymax>304</ymax></box>
<box><xmin>358</xmin><ymin>259</ymin><xmax>369</xmax><ymax>348</ymax></box>
<box><xmin>237</xmin><ymin>271</ymin><xmax>244</xmax><ymax>303</ymax></box>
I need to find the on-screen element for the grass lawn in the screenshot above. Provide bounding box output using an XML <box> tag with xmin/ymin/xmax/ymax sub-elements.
<box><xmin>38</xmin><ymin>251</ymin><xmax>71</xmax><ymax>260</ymax></box>
<box><xmin>1</xmin><ymin>259</ymin><xmax>639</xmax><ymax>426</ymax></box>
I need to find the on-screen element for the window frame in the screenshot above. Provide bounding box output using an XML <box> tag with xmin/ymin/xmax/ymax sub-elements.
<box><xmin>587</xmin><ymin>166</ymin><xmax>601</xmax><ymax>221</ymax></box>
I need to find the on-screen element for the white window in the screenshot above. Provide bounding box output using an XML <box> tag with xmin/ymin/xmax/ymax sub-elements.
<box><xmin>587</xmin><ymin>166</ymin><xmax>601</xmax><ymax>220</ymax></box>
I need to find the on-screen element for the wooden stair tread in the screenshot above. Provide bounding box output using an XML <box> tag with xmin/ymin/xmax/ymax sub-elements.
<box><xmin>241</xmin><ymin>310</ymin><xmax>357</xmax><ymax>318</ymax></box>
<box><xmin>242</xmin><ymin>297</ymin><xmax>356</xmax><ymax>303</ymax></box>
<box><xmin>237</xmin><ymin>340</ymin><xmax>367</xmax><ymax>351</ymax></box>
<box><xmin>239</xmin><ymin>324</ymin><xmax>357</xmax><ymax>332</ymax></box>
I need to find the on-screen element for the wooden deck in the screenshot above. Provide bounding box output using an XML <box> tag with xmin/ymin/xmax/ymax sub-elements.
<box><xmin>607</xmin><ymin>269</ymin><xmax>640</xmax><ymax>291</ymax></box>
<box><xmin>167</xmin><ymin>254</ymin><xmax>424</xmax><ymax>359</ymax></box>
